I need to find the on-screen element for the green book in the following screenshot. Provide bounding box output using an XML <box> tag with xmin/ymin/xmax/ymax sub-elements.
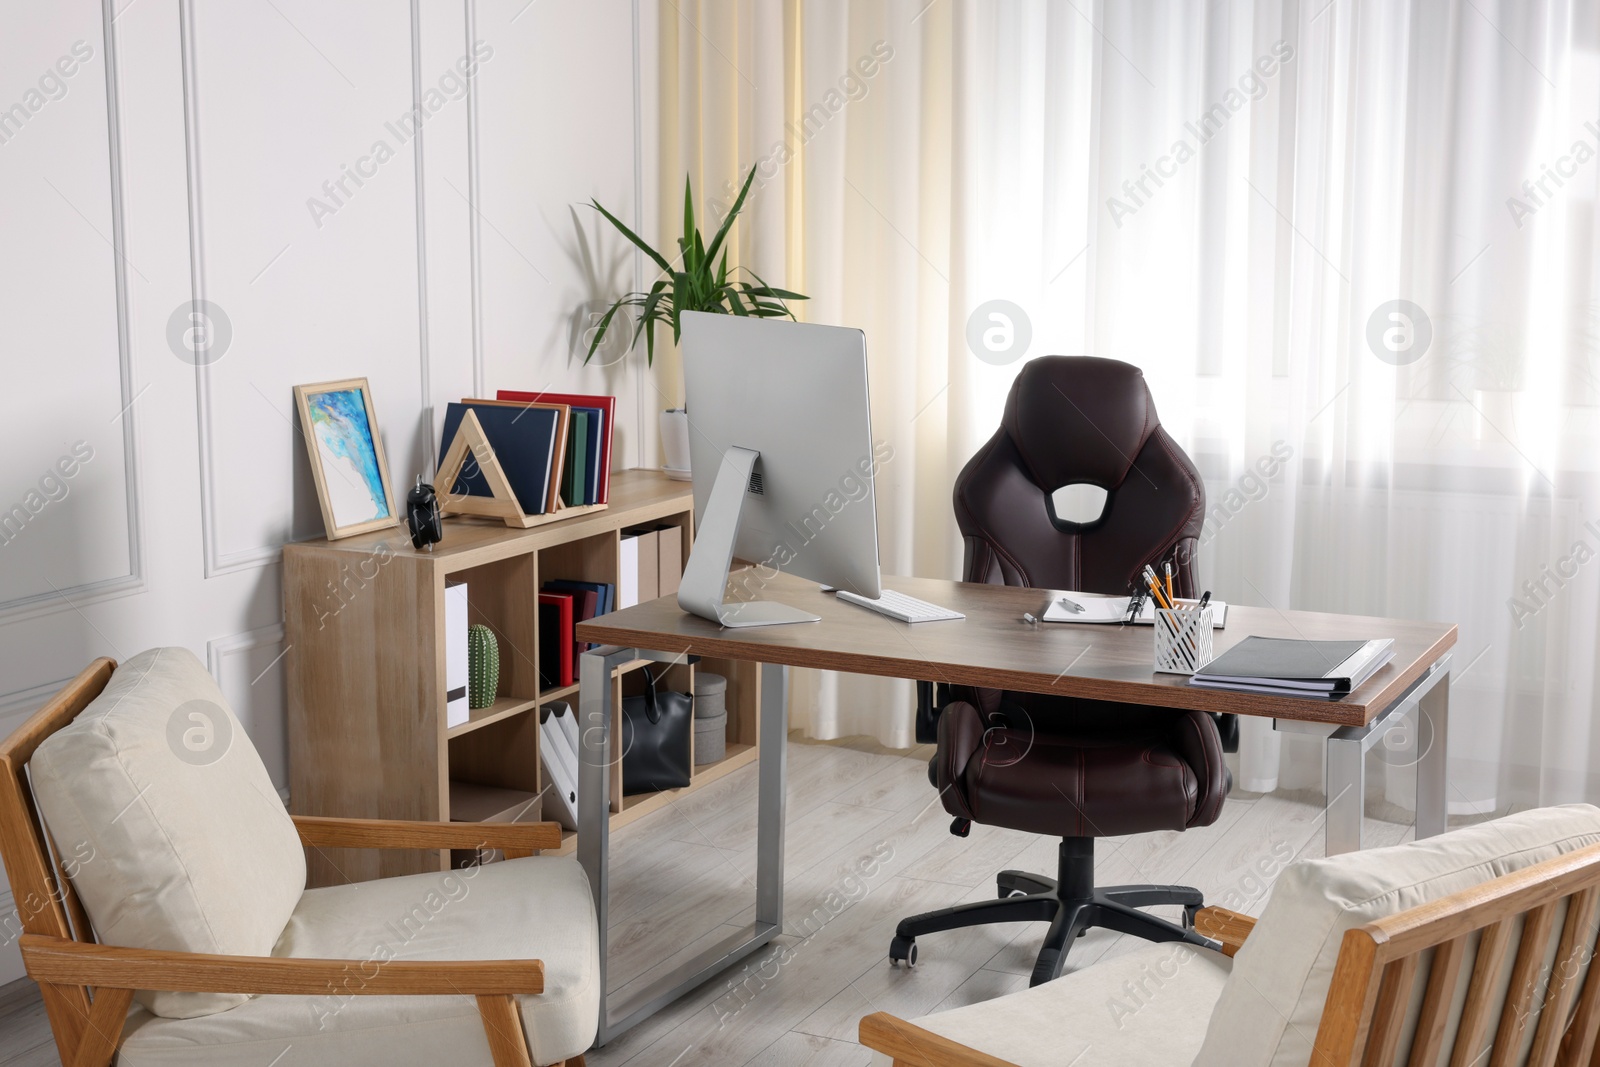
<box><xmin>566</xmin><ymin>411</ymin><xmax>588</xmax><ymax>505</ymax></box>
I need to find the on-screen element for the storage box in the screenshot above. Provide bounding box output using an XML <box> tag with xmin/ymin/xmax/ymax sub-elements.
<box><xmin>694</xmin><ymin>709</ymin><xmax>727</xmax><ymax>764</ymax></box>
<box><xmin>693</xmin><ymin>672</ymin><xmax>727</xmax><ymax>720</ymax></box>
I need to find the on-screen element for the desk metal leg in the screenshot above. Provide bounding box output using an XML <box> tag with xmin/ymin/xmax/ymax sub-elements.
<box><xmin>1417</xmin><ymin>668</ymin><xmax>1450</xmax><ymax>839</ymax></box>
<box><xmin>1278</xmin><ymin>655</ymin><xmax>1452</xmax><ymax>857</ymax></box>
<box><xmin>577</xmin><ymin>646</ymin><xmax>627</xmax><ymax>1044</ymax></box>
<box><xmin>756</xmin><ymin>663</ymin><xmax>788</xmax><ymax>927</ymax></box>
<box><xmin>577</xmin><ymin>646</ymin><xmax>787</xmax><ymax>1045</ymax></box>
<box><xmin>1325</xmin><ymin>735</ymin><xmax>1365</xmax><ymax>855</ymax></box>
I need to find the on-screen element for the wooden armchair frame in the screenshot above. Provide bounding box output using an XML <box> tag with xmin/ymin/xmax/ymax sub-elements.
<box><xmin>0</xmin><ymin>659</ymin><xmax>584</xmax><ymax>1067</ymax></box>
<box><xmin>862</xmin><ymin>844</ymin><xmax>1600</xmax><ymax>1067</ymax></box>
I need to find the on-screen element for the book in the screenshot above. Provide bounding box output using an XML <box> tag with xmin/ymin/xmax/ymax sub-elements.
<box><xmin>570</xmin><ymin>405</ymin><xmax>604</xmax><ymax>503</ymax></box>
<box><xmin>440</xmin><ymin>402</ymin><xmax>565</xmax><ymax>515</ymax></box>
<box><xmin>545</xmin><ymin>582</ymin><xmax>599</xmax><ymax>672</ymax></box>
<box><xmin>1189</xmin><ymin>636</ymin><xmax>1395</xmax><ymax>698</ymax></box>
<box><xmin>566</xmin><ymin>411</ymin><xmax>589</xmax><ymax>506</ymax></box>
<box><xmin>537</xmin><ymin>592</ymin><xmax>575</xmax><ymax>688</ymax></box>
<box><xmin>460</xmin><ymin>398</ymin><xmax>571</xmax><ymax>512</ymax></box>
<box><xmin>544</xmin><ymin>578</ymin><xmax>613</xmax><ymax>618</ymax></box>
<box><xmin>496</xmin><ymin>391</ymin><xmax>616</xmax><ymax>503</ymax></box>
<box><xmin>1041</xmin><ymin>593</ymin><xmax>1229</xmax><ymax>627</ymax></box>
<box><xmin>445</xmin><ymin>580</ymin><xmax>469</xmax><ymax>728</ymax></box>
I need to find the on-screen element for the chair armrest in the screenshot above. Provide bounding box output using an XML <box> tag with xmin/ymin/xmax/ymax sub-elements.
<box><xmin>1195</xmin><ymin>905</ymin><xmax>1256</xmax><ymax>957</ymax></box>
<box><xmin>20</xmin><ymin>934</ymin><xmax>544</xmax><ymax>996</ymax></box>
<box><xmin>859</xmin><ymin>1011</ymin><xmax>1022</xmax><ymax>1067</ymax></box>
<box><xmin>292</xmin><ymin>815</ymin><xmax>561</xmax><ymax>858</ymax></box>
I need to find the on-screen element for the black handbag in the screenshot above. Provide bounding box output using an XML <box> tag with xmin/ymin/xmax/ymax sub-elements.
<box><xmin>620</xmin><ymin>666</ymin><xmax>693</xmax><ymax>794</ymax></box>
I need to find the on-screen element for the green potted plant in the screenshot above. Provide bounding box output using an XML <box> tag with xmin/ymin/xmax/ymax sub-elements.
<box><xmin>585</xmin><ymin>168</ymin><xmax>806</xmax><ymax>473</ymax></box>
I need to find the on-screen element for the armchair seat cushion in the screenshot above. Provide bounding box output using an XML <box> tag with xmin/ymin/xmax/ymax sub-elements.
<box><xmin>870</xmin><ymin>942</ymin><xmax>1231</xmax><ymax>1067</ymax></box>
<box><xmin>116</xmin><ymin>855</ymin><xmax>599</xmax><ymax>1067</ymax></box>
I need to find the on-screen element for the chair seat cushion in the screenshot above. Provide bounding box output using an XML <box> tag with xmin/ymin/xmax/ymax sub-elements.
<box><xmin>871</xmin><ymin>942</ymin><xmax>1231</xmax><ymax>1067</ymax></box>
<box><xmin>117</xmin><ymin>856</ymin><xmax>599</xmax><ymax>1067</ymax></box>
<box><xmin>967</xmin><ymin>729</ymin><xmax>1200</xmax><ymax>837</ymax></box>
<box><xmin>1193</xmin><ymin>804</ymin><xmax>1600</xmax><ymax>1067</ymax></box>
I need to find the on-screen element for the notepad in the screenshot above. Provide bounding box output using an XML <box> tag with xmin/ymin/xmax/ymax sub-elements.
<box><xmin>1041</xmin><ymin>593</ymin><xmax>1229</xmax><ymax>627</ymax></box>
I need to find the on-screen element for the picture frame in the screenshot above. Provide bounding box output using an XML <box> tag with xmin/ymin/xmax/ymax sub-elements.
<box><xmin>292</xmin><ymin>377</ymin><xmax>400</xmax><ymax>541</ymax></box>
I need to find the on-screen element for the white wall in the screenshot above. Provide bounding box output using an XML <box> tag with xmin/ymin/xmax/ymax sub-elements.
<box><xmin>0</xmin><ymin>0</ymin><xmax>658</xmax><ymax>983</ymax></box>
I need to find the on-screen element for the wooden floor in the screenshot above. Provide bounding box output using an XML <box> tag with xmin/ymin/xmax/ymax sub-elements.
<box><xmin>0</xmin><ymin>734</ymin><xmax>1434</xmax><ymax>1067</ymax></box>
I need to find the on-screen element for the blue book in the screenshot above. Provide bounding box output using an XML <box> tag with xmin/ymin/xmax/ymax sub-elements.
<box><xmin>440</xmin><ymin>402</ymin><xmax>559</xmax><ymax>515</ymax></box>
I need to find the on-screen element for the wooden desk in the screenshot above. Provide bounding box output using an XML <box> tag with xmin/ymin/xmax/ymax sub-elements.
<box><xmin>575</xmin><ymin>572</ymin><xmax>1456</xmax><ymax>1041</ymax></box>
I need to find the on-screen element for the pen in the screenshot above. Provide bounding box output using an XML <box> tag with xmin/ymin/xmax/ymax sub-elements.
<box><xmin>1058</xmin><ymin>596</ymin><xmax>1085</xmax><ymax>615</ymax></box>
<box><xmin>1125</xmin><ymin>591</ymin><xmax>1145</xmax><ymax>624</ymax></box>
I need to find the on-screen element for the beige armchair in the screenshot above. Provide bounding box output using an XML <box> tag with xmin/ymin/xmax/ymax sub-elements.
<box><xmin>861</xmin><ymin>804</ymin><xmax>1600</xmax><ymax>1067</ymax></box>
<box><xmin>0</xmin><ymin>649</ymin><xmax>598</xmax><ymax>1067</ymax></box>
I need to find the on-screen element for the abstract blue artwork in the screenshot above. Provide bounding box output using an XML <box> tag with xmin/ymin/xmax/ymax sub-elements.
<box><xmin>305</xmin><ymin>387</ymin><xmax>390</xmax><ymax>528</ymax></box>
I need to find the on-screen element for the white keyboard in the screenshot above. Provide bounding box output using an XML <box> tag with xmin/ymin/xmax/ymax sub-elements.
<box><xmin>835</xmin><ymin>588</ymin><xmax>965</xmax><ymax>623</ymax></box>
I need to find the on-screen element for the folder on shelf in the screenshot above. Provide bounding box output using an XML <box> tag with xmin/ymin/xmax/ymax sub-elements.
<box><xmin>622</xmin><ymin>527</ymin><xmax>660</xmax><ymax>605</ymax></box>
<box><xmin>619</xmin><ymin>532</ymin><xmax>641</xmax><ymax>609</ymax></box>
<box><xmin>655</xmin><ymin>524</ymin><xmax>683</xmax><ymax>597</ymax></box>
<box><xmin>445</xmin><ymin>580</ymin><xmax>469</xmax><ymax>728</ymax></box>
<box><xmin>496</xmin><ymin>390</ymin><xmax>615</xmax><ymax>503</ymax></box>
<box><xmin>538</xmin><ymin>702</ymin><xmax>579</xmax><ymax>830</ymax></box>
<box><xmin>440</xmin><ymin>402</ymin><xmax>567</xmax><ymax>515</ymax></box>
<box><xmin>538</xmin><ymin>592</ymin><xmax>575</xmax><ymax>688</ymax></box>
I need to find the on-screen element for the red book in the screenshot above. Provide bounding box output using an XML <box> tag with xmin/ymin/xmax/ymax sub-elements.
<box><xmin>497</xmin><ymin>390</ymin><xmax>616</xmax><ymax>503</ymax></box>
<box><xmin>537</xmin><ymin>592</ymin><xmax>575</xmax><ymax>689</ymax></box>
<box><xmin>544</xmin><ymin>583</ymin><xmax>599</xmax><ymax>678</ymax></box>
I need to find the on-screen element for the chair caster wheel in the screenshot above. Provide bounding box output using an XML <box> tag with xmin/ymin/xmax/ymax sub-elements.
<box><xmin>889</xmin><ymin>936</ymin><xmax>918</xmax><ymax>968</ymax></box>
<box><xmin>1183</xmin><ymin>904</ymin><xmax>1201</xmax><ymax>929</ymax></box>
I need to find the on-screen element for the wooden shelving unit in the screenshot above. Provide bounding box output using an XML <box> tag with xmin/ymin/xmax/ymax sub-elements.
<box><xmin>283</xmin><ymin>469</ymin><xmax>760</xmax><ymax>886</ymax></box>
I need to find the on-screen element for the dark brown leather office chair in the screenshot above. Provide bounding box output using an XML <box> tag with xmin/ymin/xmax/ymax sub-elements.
<box><xmin>892</xmin><ymin>356</ymin><xmax>1233</xmax><ymax>986</ymax></box>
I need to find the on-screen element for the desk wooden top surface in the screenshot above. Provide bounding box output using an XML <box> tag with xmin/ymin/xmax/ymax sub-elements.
<box><xmin>578</xmin><ymin>572</ymin><xmax>1457</xmax><ymax>727</ymax></box>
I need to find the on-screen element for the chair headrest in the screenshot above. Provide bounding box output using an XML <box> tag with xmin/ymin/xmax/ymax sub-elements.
<box><xmin>1002</xmin><ymin>356</ymin><xmax>1157</xmax><ymax>490</ymax></box>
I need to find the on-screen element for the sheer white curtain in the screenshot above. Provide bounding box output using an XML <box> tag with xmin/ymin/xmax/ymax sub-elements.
<box><xmin>658</xmin><ymin>0</ymin><xmax>1600</xmax><ymax>807</ymax></box>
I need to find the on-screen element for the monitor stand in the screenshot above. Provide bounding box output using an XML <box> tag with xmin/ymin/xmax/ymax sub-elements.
<box><xmin>677</xmin><ymin>446</ymin><xmax>822</xmax><ymax>628</ymax></box>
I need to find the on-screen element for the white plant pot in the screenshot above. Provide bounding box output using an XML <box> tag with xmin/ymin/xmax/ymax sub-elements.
<box><xmin>660</xmin><ymin>409</ymin><xmax>692</xmax><ymax>476</ymax></box>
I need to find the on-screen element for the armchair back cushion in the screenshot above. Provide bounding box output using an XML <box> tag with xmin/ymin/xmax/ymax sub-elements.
<box><xmin>1193</xmin><ymin>803</ymin><xmax>1600</xmax><ymax>1066</ymax></box>
<box><xmin>30</xmin><ymin>647</ymin><xmax>305</xmax><ymax>1019</ymax></box>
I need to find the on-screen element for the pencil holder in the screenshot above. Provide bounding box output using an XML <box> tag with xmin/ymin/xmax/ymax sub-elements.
<box><xmin>1153</xmin><ymin>602</ymin><xmax>1213</xmax><ymax>675</ymax></box>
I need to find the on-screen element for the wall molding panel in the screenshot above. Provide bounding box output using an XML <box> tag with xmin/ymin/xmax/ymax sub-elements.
<box><xmin>0</xmin><ymin>0</ymin><xmax>147</xmax><ymax>622</ymax></box>
<box><xmin>0</xmin><ymin>0</ymin><xmax>657</xmax><ymax>982</ymax></box>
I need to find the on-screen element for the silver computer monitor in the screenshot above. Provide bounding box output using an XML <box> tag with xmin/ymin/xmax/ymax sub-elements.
<box><xmin>677</xmin><ymin>311</ymin><xmax>883</xmax><ymax>627</ymax></box>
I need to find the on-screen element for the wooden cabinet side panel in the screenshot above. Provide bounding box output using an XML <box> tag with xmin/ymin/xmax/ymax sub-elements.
<box><xmin>286</xmin><ymin>545</ymin><xmax>442</xmax><ymax>885</ymax></box>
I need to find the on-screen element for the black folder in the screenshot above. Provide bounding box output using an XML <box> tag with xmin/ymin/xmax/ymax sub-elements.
<box><xmin>1189</xmin><ymin>636</ymin><xmax>1394</xmax><ymax>697</ymax></box>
